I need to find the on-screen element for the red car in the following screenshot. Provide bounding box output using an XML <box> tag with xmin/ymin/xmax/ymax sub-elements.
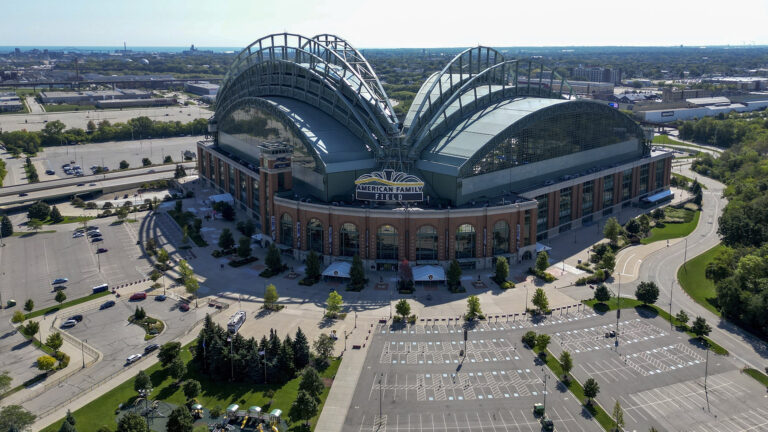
<box><xmin>179</xmin><ymin>303</ymin><xmax>190</xmax><ymax>312</ymax></box>
<box><xmin>129</xmin><ymin>292</ymin><xmax>147</xmax><ymax>301</ymax></box>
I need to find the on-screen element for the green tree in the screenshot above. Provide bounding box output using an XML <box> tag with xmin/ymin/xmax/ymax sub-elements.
<box><xmin>584</xmin><ymin>378</ymin><xmax>600</xmax><ymax>405</ymax></box>
<box><xmin>116</xmin><ymin>412</ymin><xmax>148</xmax><ymax>432</ymax></box>
<box><xmin>237</xmin><ymin>236</ymin><xmax>251</xmax><ymax>258</ymax></box>
<box><xmin>55</xmin><ymin>289</ymin><xmax>67</xmax><ymax>305</ymax></box>
<box><xmin>141</xmin><ymin>158</ymin><xmax>151</xmax><ymax>167</ymax></box>
<box><xmin>1</xmin><ymin>215</ymin><xmax>13</xmax><ymax>237</ymax></box>
<box><xmin>277</xmin><ymin>336</ymin><xmax>295</xmax><ymax>378</ymax></box>
<box><xmin>535</xmin><ymin>333</ymin><xmax>551</xmax><ymax>354</ymax></box>
<box><xmin>466</xmin><ymin>295</ymin><xmax>482</xmax><ymax>320</ymax></box>
<box><xmin>158</xmin><ymin>342</ymin><xmax>181</xmax><ymax>366</ymax></box>
<box><xmin>559</xmin><ymin>350</ymin><xmax>573</xmax><ymax>380</ymax></box>
<box><xmin>395</xmin><ymin>299</ymin><xmax>411</xmax><ymax>319</ymax></box>
<box><xmin>522</xmin><ymin>331</ymin><xmax>537</xmax><ymax>348</ymax></box>
<box><xmin>675</xmin><ymin>310</ymin><xmax>690</xmax><ymax>327</ymax></box>
<box><xmin>217</xmin><ymin>228</ymin><xmax>234</xmax><ymax>250</ymax></box>
<box><xmin>46</xmin><ymin>332</ymin><xmax>63</xmax><ymax>353</ymax></box>
<box><xmin>705</xmin><ymin>247</ymin><xmax>735</xmax><ymax>283</ymax></box>
<box><xmin>133</xmin><ymin>306</ymin><xmax>146</xmax><ymax>321</ymax></box>
<box><xmin>326</xmin><ymin>290</ymin><xmax>343</xmax><ymax>318</ymax></box>
<box><xmin>600</xmin><ymin>251</ymin><xmax>616</xmax><ymax>273</ymax></box>
<box><xmin>37</xmin><ymin>355</ymin><xmax>56</xmax><ymax>371</ymax></box>
<box><xmin>264</xmin><ymin>284</ymin><xmax>279</xmax><ymax>309</ymax></box>
<box><xmin>298</xmin><ymin>367</ymin><xmax>324</xmax><ymax>401</ymax></box>
<box><xmin>447</xmin><ymin>259</ymin><xmax>462</xmax><ymax>289</ymax></box>
<box><xmin>28</xmin><ymin>218</ymin><xmax>44</xmax><ymax>232</ymax></box>
<box><xmin>349</xmin><ymin>254</ymin><xmax>366</xmax><ymax>289</ymax></box>
<box><xmin>594</xmin><ymin>284</ymin><xmax>611</xmax><ymax>303</ymax></box>
<box><xmin>178</xmin><ymin>259</ymin><xmax>199</xmax><ymax>305</ymax></box>
<box><xmin>265</xmin><ymin>243</ymin><xmax>282</xmax><ymax>273</ymax></box>
<box><xmin>174</xmin><ymin>164</ymin><xmax>187</xmax><ymax>179</ymax></box>
<box><xmin>166</xmin><ymin>406</ymin><xmax>194</xmax><ymax>432</ymax></box>
<box><xmin>24</xmin><ymin>321</ymin><xmax>39</xmax><ymax>338</ymax></box>
<box><xmin>116</xmin><ymin>206</ymin><xmax>129</xmax><ymax>221</ymax></box>
<box><xmin>532</xmin><ymin>288</ymin><xmax>549</xmax><ymax>313</ymax></box>
<box><xmin>0</xmin><ymin>405</ymin><xmax>36</xmax><ymax>432</ymax></box>
<box><xmin>625</xmin><ymin>218</ymin><xmax>641</xmax><ymax>235</ymax></box>
<box><xmin>237</xmin><ymin>219</ymin><xmax>255</xmax><ymax>237</ymax></box>
<box><xmin>612</xmin><ymin>400</ymin><xmax>625</xmax><ymax>432</ymax></box>
<box><xmin>86</xmin><ymin>120</ymin><xmax>96</xmax><ymax>132</ymax></box>
<box><xmin>495</xmin><ymin>256</ymin><xmax>509</xmax><ymax>283</ymax></box>
<box><xmin>27</xmin><ymin>201</ymin><xmax>50</xmax><ymax>220</ymax></box>
<box><xmin>691</xmin><ymin>316</ymin><xmax>712</xmax><ymax>339</ymax></box>
<box><xmin>168</xmin><ymin>357</ymin><xmax>187</xmax><ymax>381</ymax></box>
<box><xmin>57</xmin><ymin>410</ymin><xmax>77</xmax><ymax>432</ymax></box>
<box><xmin>604</xmin><ymin>217</ymin><xmax>621</xmax><ymax>245</ymax></box>
<box><xmin>0</xmin><ymin>371</ymin><xmax>11</xmax><ymax>394</ymax></box>
<box><xmin>49</xmin><ymin>206</ymin><xmax>64</xmax><ymax>223</ymax></box>
<box><xmin>535</xmin><ymin>251</ymin><xmax>550</xmax><ymax>273</ymax></box>
<box><xmin>182</xmin><ymin>379</ymin><xmax>201</xmax><ymax>400</ymax></box>
<box><xmin>305</xmin><ymin>250</ymin><xmax>321</xmax><ymax>282</ymax></box>
<box><xmin>149</xmin><ymin>269</ymin><xmax>161</xmax><ymax>285</ymax></box>
<box><xmin>134</xmin><ymin>370</ymin><xmax>151</xmax><ymax>394</ymax></box>
<box><xmin>635</xmin><ymin>281</ymin><xmax>660</xmax><ymax>305</ymax></box>
<box><xmin>289</xmin><ymin>390</ymin><xmax>318</xmax><ymax>427</ymax></box>
<box><xmin>23</xmin><ymin>299</ymin><xmax>34</xmax><ymax>312</ymax></box>
<box><xmin>156</xmin><ymin>248</ymin><xmax>170</xmax><ymax>270</ymax></box>
<box><xmin>12</xmin><ymin>311</ymin><xmax>25</xmax><ymax>323</ymax></box>
<box><xmin>313</xmin><ymin>334</ymin><xmax>335</xmax><ymax>360</ymax></box>
<box><xmin>119</xmin><ymin>160</ymin><xmax>129</xmax><ymax>170</ymax></box>
<box><xmin>164</xmin><ymin>155</ymin><xmax>173</xmax><ymax>163</ymax></box>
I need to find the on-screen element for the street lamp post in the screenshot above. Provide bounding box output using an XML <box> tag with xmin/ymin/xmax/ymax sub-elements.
<box><xmin>227</xmin><ymin>336</ymin><xmax>233</xmax><ymax>381</ymax></box>
<box><xmin>81</xmin><ymin>339</ymin><xmax>85</xmax><ymax>368</ymax></box>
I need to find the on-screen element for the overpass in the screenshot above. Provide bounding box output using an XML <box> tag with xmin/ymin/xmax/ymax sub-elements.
<box><xmin>0</xmin><ymin>162</ymin><xmax>195</xmax><ymax>208</ymax></box>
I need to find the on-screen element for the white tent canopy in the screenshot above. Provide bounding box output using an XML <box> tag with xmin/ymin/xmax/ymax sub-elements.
<box><xmin>322</xmin><ymin>261</ymin><xmax>352</xmax><ymax>279</ymax></box>
<box><xmin>413</xmin><ymin>265</ymin><xmax>445</xmax><ymax>282</ymax></box>
<box><xmin>209</xmin><ymin>193</ymin><xmax>234</xmax><ymax>205</ymax></box>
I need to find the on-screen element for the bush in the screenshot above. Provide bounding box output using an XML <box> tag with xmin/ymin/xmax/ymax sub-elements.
<box><xmin>228</xmin><ymin>256</ymin><xmax>258</xmax><ymax>267</ymax></box>
<box><xmin>56</xmin><ymin>352</ymin><xmax>70</xmax><ymax>369</ymax></box>
<box><xmin>211</xmin><ymin>249</ymin><xmax>222</xmax><ymax>258</ymax></box>
<box><xmin>501</xmin><ymin>281</ymin><xmax>515</xmax><ymax>289</ymax></box>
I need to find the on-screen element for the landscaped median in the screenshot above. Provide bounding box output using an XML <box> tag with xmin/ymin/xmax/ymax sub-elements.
<box><xmin>582</xmin><ymin>298</ymin><xmax>729</xmax><ymax>355</ymax></box>
<box><xmin>676</xmin><ymin>243</ymin><xmax>724</xmax><ymax>316</ymax></box>
<box><xmin>640</xmin><ymin>207</ymin><xmax>700</xmax><ymax>244</ymax></box>
<box><xmin>24</xmin><ymin>291</ymin><xmax>111</xmax><ymax>320</ymax></box>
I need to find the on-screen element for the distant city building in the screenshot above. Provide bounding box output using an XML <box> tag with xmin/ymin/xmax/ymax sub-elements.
<box><xmin>185</xmin><ymin>81</ymin><xmax>219</xmax><ymax>96</ymax></box>
<box><xmin>95</xmin><ymin>97</ymin><xmax>176</xmax><ymax>109</ymax></box>
<box><xmin>643</xmin><ymin>97</ymin><xmax>768</xmax><ymax>123</ymax></box>
<box><xmin>571</xmin><ymin>66</ymin><xmax>622</xmax><ymax>84</ymax></box>
<box><xmin>702</xmin><ymin>76</ymin><xmax>768</xmax><ymax>91</ymax></box>
<box><xmin>39</xmin><ymin>89</ymin><xmax>152</xmax><ymax>104</ymax></box>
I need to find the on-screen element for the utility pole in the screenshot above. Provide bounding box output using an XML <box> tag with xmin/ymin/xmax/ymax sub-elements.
<box><xmin>683</xmin><ymin>237</ymin><xmax>688</xmax><ymax>271</ymax></box>
<box><xmin>81</xmin><ymin>339</ymin><xmax>85</xmax><ymax>368</ymax></box>
<box><xmin>704</xmin><ymin>347</ymin><xmax>710</xmax><ymax>412</ymax></box>
<box><xmin>669</xmin><ymin>280</ymin><xmax>674</xmax><ymax>330</ymax></box>
<box><xmin>616</xmin><ymin>273</ymin><xmax>621</xmax><ymax>351</ymax></box>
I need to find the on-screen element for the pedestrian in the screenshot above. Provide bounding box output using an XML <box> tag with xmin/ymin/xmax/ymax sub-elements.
<box><xmin>220</xmin><ymin>263</ymin><xmax>224</xmax><ymax>270</ymax></box>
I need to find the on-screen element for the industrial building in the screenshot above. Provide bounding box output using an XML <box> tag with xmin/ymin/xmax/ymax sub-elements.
<box><xmin>95</xmin><ymin>97</ymin><xmax>177</xmax><ymax>109</ymax></box>
<box><xmin>0</xmin><ymin>92</ymin><xmax>23</xmax><ymax>112</ymax></box>
<box><xmin>185</xmin><ymin>81</ymin><xmax>219</xmax><ymax>96</ymax></box>
<box><xmin>197</xmin><ymin>33</ymin><xmax>672</xmax><ymax>270</ymax></box>
<box><xmin>39</xmin><ymin>89</ymin><xmax>152</xmax><ymax>104</ymax></box>
<box><xmin>643</xmin><ymin>96</ymin><xmax>768</xmax><ymax>123</ymax></box>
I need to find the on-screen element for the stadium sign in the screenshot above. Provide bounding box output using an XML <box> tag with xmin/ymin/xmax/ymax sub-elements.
<box><xmin>355</xmin><ymin>169</ymin><xmax>424</xmax><ymax>202</ymax></box>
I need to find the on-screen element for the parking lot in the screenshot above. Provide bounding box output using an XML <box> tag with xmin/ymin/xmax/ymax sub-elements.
<box><xmin>547</xmin><ymin>310</ymin><xmax>768</xmax><ymax>432</ymax></box>
<box><xmin>344</xmin><ymin>313</ymin><xmax>604</xmax><ymax>432</ymax></box>
<box><xmin>0</xmin><ymin>218</ymin><xmax>152</xmax><ymax>310</ymax></box>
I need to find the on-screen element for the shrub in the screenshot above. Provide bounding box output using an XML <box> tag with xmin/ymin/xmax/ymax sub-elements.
<box><xmin>501</xmin><ymin>281</ymin><xmax>515</xmax><ymax>289</ymax></box>
<box><xmin>211</xmin><ymin>249</ymin><xmax>222</xmax><ymax>258</ymax></box>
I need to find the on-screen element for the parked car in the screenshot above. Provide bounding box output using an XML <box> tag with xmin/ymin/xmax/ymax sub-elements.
<box><xmin>91</xmin><ymin>237</ymin><xmax>103</xmax><ymax>243</ymax></box>
<box><xmin>72</xmin><ymin>232</ymin><xmax>85</xmax><ymax>238</ymax></box>
<box><xmin>45</xmin><ymin>169</ymin><xmax>55</xmax><ymax>175</ymax></box>
<box><xmin>76</xmin><ymin>183</ymin><xmax>85</xmax><ymax>187</ymax></box>
<box><xmin>18</xmin><ymin>192</ymin><xmax>28</xmax><ymax>197</ymax></box>
<box><xmin>130</xmin><ymin>292</ymin><xmax>147</xmax><ymax>301</ymax></box>
<box><xmin>86</xmin><ymin>226</ymin><xmax>99</xmax><ymax>231</ymax></box>
<box><xmin>97</xmin><ymin>248</ymin><xmax>108</xmax><ymax>253</ymax></box>
<box><xmin>179</xmin><ymin>303</ymin><xmax>190</xmax><ymax>312</ymax></box>
<box><xmin>69</xmin><ymin>314</ymin><xmax>84</xmax><ymax>322</ymax></box>
<box><xmin>126</xmin><ymin>354</ymin><xmax>142</xmax><ymax>364</ymax></box>
<box><xmin>52</xmin><ymin>278</ymin><xmax>68</xmax><ymax>285</ymax></box>
<box><xmin>144</xmin><ymin>344</ymin><xmax>160</xmax><ymax>354</ymax></box>
<box><xmin>100</xmin><ymin>300</ymin><xmax>116</xmax><ymax>309</ymax></box>
<box><xmin>155</xmin><ymin>295</ymin><xmax>166</xmax><ymax>302</ymax></box>
<box><xmin>61</xmin><ymin>319</ymin><xmax>78</xmax><ymax>328</ymax></box>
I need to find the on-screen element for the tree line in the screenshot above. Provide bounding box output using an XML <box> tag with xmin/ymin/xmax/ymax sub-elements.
<box><xmin>678</xmin><ymin>112</ymin><xmax>768</xmax><ymax>149</ymax></box>
<box><xmin>0</xmin><ymin>116</ymin><xmax>208</xmax><ymax>156</ymax></box>
<box><xmin>691</xmin><ymin>119</ymin><xmax>768</xmax><ymax>339</ymax></box>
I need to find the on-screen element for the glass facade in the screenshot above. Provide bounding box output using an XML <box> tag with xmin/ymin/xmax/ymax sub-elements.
<box><xmin>523</xmin><ymin>211</ymin><xmax>531</xmax><ymax>246</ymax></box>
<box><xmin>602</xmin><ymin>175</ymin><xmax>614</xmax><ymax>209</ymax></box>
<box><xmin>492</xmin><ymin>221</ymin><xmax>510</xmax><ymax>255</ymax></box>
<box><xmin>377</xmin><ymin>225</ymin><xmax>399</xmax><ymax>260</ymax></box>
<box><xmin>307</xmin><ymin>218</ymin><xmax>323</xmax><ymax>254</ymax></box>
<box><xmin>416</xmin><ymin>225</ymin><xmax>438</xmax><ymax>261</ymax></box>
<box><xmin>468</xmin><ymin>111</ymin><xmax>636</xmax><ymax>177</ymax></box>
<box><xmin>536</xmin><ymin>194</ymin><xmax>548</xmax><ymax>234</ymax></box>
<box><xmin>280</xmin><ymin>213</ymin><xmax>293</xmax><ymax>247</ymax></box>
<box><xmin>639</xmin><ymin>165</ymin><xmax>649</xmax><ymax>195</ymax></box>
<box><xmin>339</xmin><ymin>223</ymin><xmax>359</xmax><ymax>257</ymax></box>
<box><xmin>655</xmin><ymin>162</ymin><xmax>665</xmax><ymax>190</ymax></box>
<box><xmin>582</xmin><ymin>180</ymin><xmax>594</xmax><ymax>215</ymax></box>
<box><xmin>455</xmin><ymin>224</ymin><xmax>476</xmax><ymax>259</ymax></box>
<box><xmin>622</xmin><ymin>169</ymin><xmax>632</xmax><ymax>201</ymax></box>
<box><xmin>251</xmin><ymin>179</ymin><xmax>260</xmax><ymax>224</ymax></box>
<box><xmin>559</xmin><ymin>188</ymin><xmax>572</xmax><ymax>225</ymax></box>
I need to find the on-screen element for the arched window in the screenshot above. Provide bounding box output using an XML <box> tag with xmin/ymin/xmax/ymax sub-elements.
<box><xmin>306</xmin><ymin>218</ymin><xmax>323</xmax><ymax>254</ymax></box>
<box><xmin>455</xmin><ymin>224</ymin><xmax>476</xmax><ymax>259</ymax></box>
<box><xmin>493</xmin><ymin>220</ymin><xmax>510</xmax><ymax>255</ymax></box>
<box><xmin>377</xmin><ymin>225</ymin><xmax>399</xmax><ymax>261</ymax></box>
<box><xmin>339</xmin><ymin>223</ymin><xmax>359</xmax><ymax>257</ymax></box>
<box><xmin>416</xmin><ymin>225</ymin><xmax>438</xmax><ymax>261</ymax></box>
<box><xmin>280</xmin><ymin>213</ymin><xmax>293</xmax><ymax>247</ymax></box>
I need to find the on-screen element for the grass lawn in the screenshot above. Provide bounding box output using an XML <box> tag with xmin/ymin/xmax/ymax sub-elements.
<box><xmin>43</xmin><ymin>104</ymin><xmax>98</xmax><ymax>112</ymax></box>
<box><xmin>42</xmin><ymin>215</ymin><xmax>95</xmax><ymax>226</ymax></box>
<box><xmin>743</xmin><ymin>368</ymin><xmax>768</xmax><ymax>388</ymax></box>
<box><xmin>41</xmin><ymin>341</ymin><xmax>341</xmax><ymax>432</ymax></box>
<box><xmin>641</xmin><ymin>209</ymin><xmax>700</xmax><ymax>244</ymax></box>
<box><xmin>582</xmin><ymin>298</ymin><xmax>729</xmax><ymax>355</ymax></box>
<box><xmin>652</xmin><ymin>135</ymin><xmax>723</xmax><ymax>154</ymax></box>
<box><xmin>11</xmin><ymin>230</ymin><xmax>56</xmax><ymax>237</ymax></box>
<box><xmin>671</xmin><ymin>172</ymin><xmax>707</xmax><ymax>189</ymax></box>
<box><xmin>533</xmin><ymin>347</ymin><xmax>614</xmax><ymax>431</ymax></box>
<box><xmin>25</xmin><ymin>291</ymin><xmax>111</xmax><ymax>319</ymax></box>
<box><xmin>677</xmin><ymin>244</ymin><xmax>724</xmax><ymax>316</ymax></box>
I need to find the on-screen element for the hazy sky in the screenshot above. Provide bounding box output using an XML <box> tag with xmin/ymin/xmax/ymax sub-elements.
<box><xmin>3</xmin><ymin>0</ymin><xmax>767</xmax><ymax>48</ymax></box>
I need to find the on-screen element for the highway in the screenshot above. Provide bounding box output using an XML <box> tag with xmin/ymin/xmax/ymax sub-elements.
<box><xmin>0</xmin><ymin>162</ymin><xmax>195</xmax><ymax>207</ymax></box>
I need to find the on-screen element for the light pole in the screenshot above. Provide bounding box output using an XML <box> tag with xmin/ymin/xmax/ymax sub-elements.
<box><xmin>669</xmin><ymin>280</ymin><xmax>674</xmax><ymax>330</ymax></box>
<box><xmin>378</xmin><ymin>373</ymin><xmax>383</xmax><ymax>421</ymax></box>
<box><xmin>81</xmin><ymin>339</ymin><xmax>85</xmax><ymax>368</ymax></box>
<box><xmin>616</xmin><ymin>273</ymin><xmax>621</xmax><ymax>351</ymax></box>
<box><xmin>683</xmin><ymin>237</ymin><xmax>688</xmax><ymax>271</ymax></box>
<box><xmin>227</xmin><ymin>336</ymin><xmax>233</xmax><ymax>381</ymax></box>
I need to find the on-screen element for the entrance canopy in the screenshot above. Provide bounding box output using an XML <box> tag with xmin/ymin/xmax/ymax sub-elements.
<box><xmin>209</xmin><ymin>193</ymin><xmax>234</xmax><ymax>205</ymax></box>
<box><xmin>536</xmin><ymin>243</ymin><xmax>552</xmax><ymax>253</ymax></box>
<box><xmin>643</xmin><ymin>189</ymin><xmax>673</xmax><ymax>203</ymax></box>
<box><xmin>322</xmin><ymin>261</ymin><xmax>352</xmax><ymax>279</ymax></box>
<box><xmin>413</xmin><ymin>265</ymin><xmax>445</xmax><ymax>282</ymax></box>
